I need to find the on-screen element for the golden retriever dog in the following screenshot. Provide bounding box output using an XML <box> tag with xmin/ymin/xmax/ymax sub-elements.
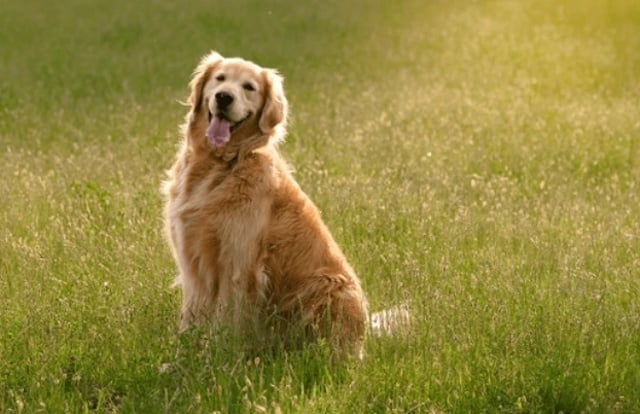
<box><xmin>162</xmin><ymin>51</ymin><xmax>368</xmax><ymax>357</ymax></box>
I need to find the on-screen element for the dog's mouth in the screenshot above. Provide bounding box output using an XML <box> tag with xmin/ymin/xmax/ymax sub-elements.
<box><xmin>206</xmin><ymin>112</ymin><xmax>251</xmax><ymax>148</ymax></box>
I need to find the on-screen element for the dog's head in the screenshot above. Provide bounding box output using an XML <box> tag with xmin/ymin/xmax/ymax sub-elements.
<box><xmin>186</xmin><ymin>51</ymin><xmax>288</xmax><ymax>156</ymax></box>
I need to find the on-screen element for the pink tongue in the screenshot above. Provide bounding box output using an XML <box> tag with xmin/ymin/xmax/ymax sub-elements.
<box><xmin>206</xmin><ymin>116</ymin><xmax>231</xmax><ymax>148</ymax></box>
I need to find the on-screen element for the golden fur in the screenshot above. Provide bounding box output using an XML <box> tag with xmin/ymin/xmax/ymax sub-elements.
<box><xmin>162</xmin><ymin>51</ymin><xmax>368</xmax><ymax>356</ymax></box>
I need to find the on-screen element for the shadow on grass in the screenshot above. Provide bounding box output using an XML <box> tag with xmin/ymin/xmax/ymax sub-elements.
<box><xmin>151</xmin><ymin>326</ymin><xmax>352</xmax><ymax>413</ymax></box>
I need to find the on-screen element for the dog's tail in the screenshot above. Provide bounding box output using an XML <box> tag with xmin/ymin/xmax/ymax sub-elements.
<box><xmin>369</xmin><ymin>302</ymin><xmax>412</xmax><ymax>337</ymax></box>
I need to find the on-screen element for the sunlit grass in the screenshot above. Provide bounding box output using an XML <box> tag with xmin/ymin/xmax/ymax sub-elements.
<box><xmin>1</xmin><ymin>0</ymin><xmax>639</xmax><ymax>412</ymax></box>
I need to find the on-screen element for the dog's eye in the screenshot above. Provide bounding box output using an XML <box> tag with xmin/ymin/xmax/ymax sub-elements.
<box><xmin>216</xmin><ymin>74</ymin><xmax>225</xmax><ymax>82</ymax></box>
<box><xmin>243</xmin><ymin>82</ymin><xmax>256</xmax><ymax>92</ymax></box>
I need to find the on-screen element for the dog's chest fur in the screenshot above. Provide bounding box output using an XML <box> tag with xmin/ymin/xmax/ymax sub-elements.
<box><xmin>164</xmin><ymin>147</ymin><xmax>281</xmax><ymax>311</ymax></box>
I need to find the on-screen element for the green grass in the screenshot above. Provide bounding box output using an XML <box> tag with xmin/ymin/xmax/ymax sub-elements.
<box><xmin>2</xmin><ymin>0</ymin><xmax>640</xmax><ymax>412</ymax></box>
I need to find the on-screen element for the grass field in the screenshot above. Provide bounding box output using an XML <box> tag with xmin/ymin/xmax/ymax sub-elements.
<box><xmin>2</xmin><ymin>0</ymin><xmax>640</xmax><ymax>412</ymax></box>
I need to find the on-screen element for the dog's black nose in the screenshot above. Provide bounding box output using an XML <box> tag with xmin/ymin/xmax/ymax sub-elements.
<box><xmin>215</xmin><ymin>91</ymin><xmax>234</xmax><ymax>109</ymax></box>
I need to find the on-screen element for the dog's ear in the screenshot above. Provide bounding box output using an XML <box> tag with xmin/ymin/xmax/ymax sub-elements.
<box><xmin>188</xmin><ymin>51</ymin><xmax>224</xmax><ymax>115</ymax></box>
<box><xmin>259</xmin><ymin>69</ymin><xmax>288</xmax><ymax>135</ymax></box>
